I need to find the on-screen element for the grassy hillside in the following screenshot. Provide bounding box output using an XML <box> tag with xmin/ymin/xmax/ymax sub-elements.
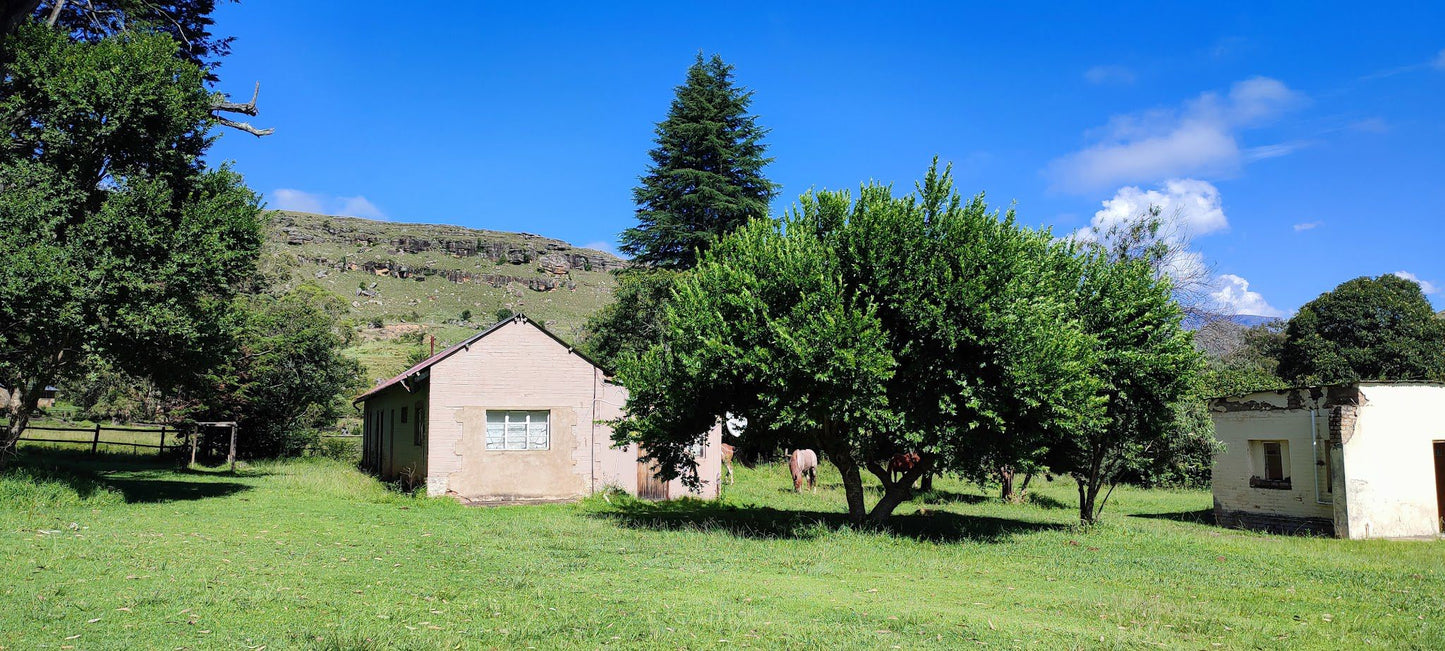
<box><xmin>260</xmin><ymin>211</ymin><xmax>625</xmax><ymax>382</ymax></box>
<box><xmin>3</xmin><ymin>450</ymin><xmax>1443</xmax><ymax>648</ymax></box>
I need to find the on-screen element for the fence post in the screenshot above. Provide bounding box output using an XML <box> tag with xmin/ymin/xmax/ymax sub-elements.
<box><xmin>190</xmin><ymin>427</ymin><xmax>198</xmax><ymax>466</ymax></box>
<box><xmin>227</xmin><ymin>424</ymin><xmax>237</xmax><ymax>472</ymax></box>
<box><xmin>158</xmin><ymin>426</ymin><xmax>166</xmax><ymax>455</ymax></box>
<box><xmin>91</xmin><ymin>423</ymin><xmax>101</xmax><ymax>455</ymax></box>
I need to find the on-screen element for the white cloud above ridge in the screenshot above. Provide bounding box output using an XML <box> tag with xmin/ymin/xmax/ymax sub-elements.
<box><xmin>1394</xmin><ymin>271</ymin><xmax>1440</xmax><ymax>295</ymax></box>
<box><xmin>1292</xmin><ymin>221</ymin><xmax>1321</xmax><ymax>232</ymax></box>
<box><xmin>270</xmin><ymin>189</ymin><xmax>386</xmax><ymax>220</ymax></box>
<box><xmin>1046</xmin><ymin>77</ymin><xmax>1304</xmax><ymax>193</ymax></box>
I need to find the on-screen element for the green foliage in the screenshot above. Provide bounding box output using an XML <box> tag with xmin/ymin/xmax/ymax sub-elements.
<box><xmin>0</xmin><ymin>24</ymin><xmax>263</xmax><ymax>451</ymax></box>
<box><xmin>459</xmin><ymin>309</ymin><xmax>472</xmax><ymax>323</ymax></box>
<box><xmin>1048</xmin><ymin>241</ymin><xmax>1206</xmax><ymax>523</ymax></box>
<box><xmin>581</xmin><ymin>269</ymin><xmax>676</xmax><ymax>366</ymax></box>
<box><xmin>494</xmin><ymin>307</ymin><xmax>515</xmax><ymax>323</ymax></box>
<box><xmin>615</xmin><ymin>162</ymin><xmax>1104</xmax><ymax>523</ymax></box>
<box><xmin>1278</xmin><ymin>274</ymin><xmax>1445</xmax><ymax>384</ymax></box>
<box><xmin>27</xmin><ymin>0</ymin><xmax>235</xmax><ymax>79</ymax></box>
<box><xmin>1201</xmin><ymin>322</ymin><xmax>1289</xmax><ymax>397</ymax></box>
<box><xmin>194</xmin><ymin>288</ymin><xmax>365</xmax><ymax>458</ymax></box>
<box><xmin>619</xmin><ymin>53</ymin><xmax>779</xmax><ymax>270</ymax></box>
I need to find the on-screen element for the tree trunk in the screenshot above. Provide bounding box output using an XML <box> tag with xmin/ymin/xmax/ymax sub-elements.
<box><xmin>918</xmin><ymin>471</ymin><xmax>933</xmax><ymax>492</ymax></box>
<box><xmin>1076</xmin><ymin>478</ymin><xmax>1094</xmax><ymax>525</ymax></box>
<box><xmin>0</xmin><ymin>376</ymin><xmax>45</xmax><ymax>467</ymax></box>
<box><xmin>999</xmin><ymin>466</ymin><xmax>1015</xmax><ymax>501</ymax></box>
<box><xmin>827</xmin><ymin>448</ymin><xmax>868</xmax><ymax>525</ymax></box>
<box><xmin>865</xmin><ymin>456</ymin><xmax>932</xmax><ymax>524</ymax></box>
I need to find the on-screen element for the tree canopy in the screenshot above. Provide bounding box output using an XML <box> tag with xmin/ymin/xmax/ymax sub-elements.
<box><xmin>613</xmin><ymin>163</ymin><xmax>1160</xmax><ymax>524</ymax></box>
<box><xmin>0</xmin><ymin>19</ymin><xmax>262</xmax><ymax>457</ymax></box>
<box><xmin>1277</xmin><ymin>275</ymin><xmax>1445</xmax><ymax>384</ymax></box>
<box><xmin>618</xmin><ymin>53</ymin><xmax>778</xmax><ymax>270</ymax></box>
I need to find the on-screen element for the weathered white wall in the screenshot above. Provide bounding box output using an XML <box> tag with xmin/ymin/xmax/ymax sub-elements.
<box><xmin>1211</xmin><ymin>389</ymin><xmax>1334</xmax><ymax>533</ymax></box>
<box><xmin>1336</xmin><ymin>384</ymin><xmax>1445</xmax><ymax>539</ymax></box>
<box><xmin>425</xmin><ymin>318</ymin><xmax>720</xmax><ymax>501</ymax></box>
<box><xmin>364</xmin><ymin>383</ymin><xmax>429</xmax><ymax>482</ymax></box>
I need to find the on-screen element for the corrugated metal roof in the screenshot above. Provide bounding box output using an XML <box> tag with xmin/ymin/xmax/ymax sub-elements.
<box><xmin>352</xmin><ymin>313</ymin><xmax>607</xmax><ymax>405</ymax></box>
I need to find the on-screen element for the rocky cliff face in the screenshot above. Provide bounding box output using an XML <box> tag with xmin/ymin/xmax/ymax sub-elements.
<box><xmin>261</xmin><ymin>211</ymin><xmax>625</xmax><ymax>340</ymax></box>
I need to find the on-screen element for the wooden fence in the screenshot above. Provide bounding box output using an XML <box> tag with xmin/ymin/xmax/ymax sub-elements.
<box><xmin>6</xmin><ymin>422</ymin><xmax>174</xmax><ymax>456</ymax></box>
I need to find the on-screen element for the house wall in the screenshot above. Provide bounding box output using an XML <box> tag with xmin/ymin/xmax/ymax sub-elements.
<box><xmin>363</xmin><ymin>382</ymin><xmax>429</xmax><ymax>482</ymax></box>
<box><xmin>1335</xmin><ymin>384</ymin><xmax>1445</xmax><ymax>539</ymax></box>
<box><xmin>1210</xmin><ymin>389</ymin><xmax>1336</xmax><ymax>535</ymax></box>
<box><xmin>426</xmin><ymin>319</ymin><xmax>721</xmax><ymax>501</ymax></box>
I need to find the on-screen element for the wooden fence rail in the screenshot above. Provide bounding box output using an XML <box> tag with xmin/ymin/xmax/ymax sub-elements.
<box><xmin>3</xmin><ymin>422</ymin><xmax>171</xmax><ymax>456</ymax></box>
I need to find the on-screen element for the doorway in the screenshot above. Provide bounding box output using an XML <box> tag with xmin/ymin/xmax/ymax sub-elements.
<box><xmin>637</xmin><ymin>448</ymin><xmax>669</xmax><ymax>500</ymax></box>
<box><xmin>1434</xmin><ymin>441</ymin><xmax>1445</xmax><ymax>532</ymax></box>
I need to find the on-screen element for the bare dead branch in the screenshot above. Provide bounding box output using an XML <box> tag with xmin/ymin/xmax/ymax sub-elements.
<box><xmin>210</xmin><ymin>82</ymin><xmax>273</xmax><ymax>136</ymax></box>
<box><xmin>211</xmin><ymin>81</ymin><xmax>263</xmax><ymax>116</ymax></box>
<box><xmin>213</xmin><ymin>115</ymin><xmax>273</xmax><ymax>137</ymax></box>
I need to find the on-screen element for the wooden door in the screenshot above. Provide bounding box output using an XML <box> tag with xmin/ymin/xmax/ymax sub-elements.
<box><xmin>1434</xmin><ymin>442</ymin><xmax>1445</xmax><ymax>531</ymax></box>
<box><xmin>637</xmin><ymin>447</ymin><xmax>669</xmax><ymax>500</ymax></box>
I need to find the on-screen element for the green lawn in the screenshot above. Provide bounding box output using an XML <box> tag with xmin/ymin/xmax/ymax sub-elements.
<box><xmin>1</xmin><ymin>452</ymin><xmax>1442</xmax><ymax>649</ymax></box>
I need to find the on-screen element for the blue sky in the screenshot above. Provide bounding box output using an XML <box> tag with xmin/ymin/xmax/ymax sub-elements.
<box><xmin>208</xmin><ymin>2</ymin><xmax>1444</xmax><ymax>315</ymax></box>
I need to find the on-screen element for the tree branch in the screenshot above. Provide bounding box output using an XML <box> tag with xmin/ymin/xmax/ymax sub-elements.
<box><xmin>213</xmin><ymin>115</ymin><xmax>273</xmax><ymax>137</ymax></box>
<box><xmin>211</xmin><ymin>82</ymin><xmax>274</xmax><ymax>136</ymax></box>
<box><xmin>44</xmin><ymin>0</ymin><xmax>65</xmax><ymax>27</ymax></box>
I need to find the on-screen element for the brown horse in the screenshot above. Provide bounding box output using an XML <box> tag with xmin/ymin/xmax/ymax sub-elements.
<box><xmin>720</xmin><ymin>443</ymin><xmax>736</xmax><ymax>485</ymax></box>
<box><xmin>789</xmin><ymin>449</ymin><xmax>818</xmax><ymax>493</ymax></box>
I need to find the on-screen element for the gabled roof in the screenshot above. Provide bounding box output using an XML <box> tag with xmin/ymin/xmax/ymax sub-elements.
<box><xmin>353</xmin><ymin>313</ymin><xmax>607</xmax><ymax>405</ymax></box>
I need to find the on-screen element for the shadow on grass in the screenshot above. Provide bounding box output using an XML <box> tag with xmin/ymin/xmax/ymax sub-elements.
<box><xmin>6</xmin><ymin>448</ymin><xmax>251</xmax><ymax>504</ymax></box>
<box><xmin>1131</xmin><ymin>508</ymin><xmax>1216</xmax><ymax>525</ymax></box>
<box><xmin>589</xmin><ymin>498</ymin><xmax>1067</xmax><ymax>544</ymax></box>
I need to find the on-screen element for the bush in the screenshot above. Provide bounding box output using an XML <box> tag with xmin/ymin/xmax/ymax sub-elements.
<box><xmin>495</xmin><ymin>307</ymin><xmax>514</xmax><ymax>323</ymax></box>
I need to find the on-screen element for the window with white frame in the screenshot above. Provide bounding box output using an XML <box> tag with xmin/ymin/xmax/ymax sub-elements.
<box><xmin>485</xmin><ymin>410</ymin><xmax>550</xmax><ymax>450</ymax></box>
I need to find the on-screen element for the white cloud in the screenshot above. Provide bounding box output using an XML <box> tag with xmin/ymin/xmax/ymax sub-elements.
<box><xmin>1084</xmin><ymin>65</ymin><xmax>1135</xmax><ymax>85</ymax></box>
<box><xmin>1394</xmin><ymin>271</ymin><xmax>1440</xmax><ymax>295</ymax></box>
<box><xmin>1046</xmin><ymin>77</ymin><xmax>1304</xmax><ymax>193</ymax></box>
<box><xmin>1292</xmin><ymin>221</ymin><xmax>1322</xmax><ymax>232</ymax></box>
<box><xmin>1434</xmin><ymin>48</ymin><xmax>1445</xmax><ymax>70</ymax></box>
<box><xmin>582</xmin><ymin>240</ymin><xmax>624</xmax><ymax>259</ymax></box>
<box><xmin>337</xmin><ymin>196</ymin><xmax>385</xmax><ymax>220</ymax></box>
<box><xmin>271</xmin><ymin>188</ymin><xmax>325</xmax><ymax>214</ymax></box>
<box><xmin>1210</xmin><ymin>274</ymin><xmax>1285</xmax><ymax>317</ymax></box>
<box><xmin>1087</xmin><ymin>179</ymin><xmax>1229</xmax><ymax>239</ymax></box>
<box><xmin>268</xmin><ymin>189</ymin><xmax>386</xmax><ymax>220</ymax></box>
<box><xmin>1347</xmin><ymin>117</ymin><xmax>1389</xmax><ymax>134</ymax></box>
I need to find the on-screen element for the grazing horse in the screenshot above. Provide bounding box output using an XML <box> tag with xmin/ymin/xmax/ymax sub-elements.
<box><xmin>788</xmin><ymin>449</ymin><xmax>818</xmax><ymax>493</ymax></box>
<box><xmin>720</xmin><ymin>443</ymin><xmax>736</xmax><ymax>485</ymax></box>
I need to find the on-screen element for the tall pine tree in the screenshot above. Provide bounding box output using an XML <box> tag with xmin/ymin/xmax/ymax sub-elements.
<box><xmin>619</xmin><ymin>53</ymin><xmax>778</xmax><ymax>269</ymax></box>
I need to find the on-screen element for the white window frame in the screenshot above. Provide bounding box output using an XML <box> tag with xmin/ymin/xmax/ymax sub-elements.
<box><xmin>485</xmin><ymin>410</ymin><xmax>550</xmax><ymax>451</ymax></box>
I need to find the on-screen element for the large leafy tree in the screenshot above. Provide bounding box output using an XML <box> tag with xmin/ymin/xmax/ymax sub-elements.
<box><xmin>1278</xmin><ymin>275</ymin><xmax>1445</xmax><ymax>384</ymax></box>
<box><xmin>614</xmin><ymin>164</ymin><xmax>1101</xmax><ymax>524</ymax></box>
<box><xmin>619</xmin><ymin>53</ymin><xmax>778</xmax><ymax>269</ymax></box>
<box><xmin>196</xmin><ymin>286</ymin><xmax>365</xmax><ymax>458</ymax></box>
<box><xmin>0</xmin><ymin>21</ymin><xmax>263</xmax><ymax>459</ymax></box>
<box><xmin>1044</xmin><ymin>252</ymin><xmax>1204</xmax><ymax>524</ymax></box>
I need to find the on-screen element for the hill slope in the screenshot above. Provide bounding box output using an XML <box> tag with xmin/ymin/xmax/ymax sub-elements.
<box><xmin>261</xmin><ymin>211</ymin><xmax>624</xmax><ymax>380</ymax></box>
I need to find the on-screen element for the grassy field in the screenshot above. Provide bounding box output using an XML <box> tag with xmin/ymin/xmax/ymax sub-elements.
<box><xmin>1</xmin><ymin>452</ymin><xmax>1442</xmax><ymax>649</ymax></box>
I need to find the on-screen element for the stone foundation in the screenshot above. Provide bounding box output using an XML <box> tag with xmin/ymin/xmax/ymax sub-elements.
<box><xmin>1215</xmin><ymin>508</ymin><xmax>1335</xmax><ymax>536</ymax></box>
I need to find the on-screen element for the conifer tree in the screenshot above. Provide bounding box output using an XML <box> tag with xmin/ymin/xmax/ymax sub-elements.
<box><xmin>619</xmin><ymin>53</ymin><xmax>778</xmax><ymax>269</ymax></box>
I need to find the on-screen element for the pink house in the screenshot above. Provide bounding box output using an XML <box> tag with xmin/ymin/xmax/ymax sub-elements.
<box><xmin>354</xmin><ymin>314</ymin><xmax>722</xmax><ymax>502</ymax></box>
